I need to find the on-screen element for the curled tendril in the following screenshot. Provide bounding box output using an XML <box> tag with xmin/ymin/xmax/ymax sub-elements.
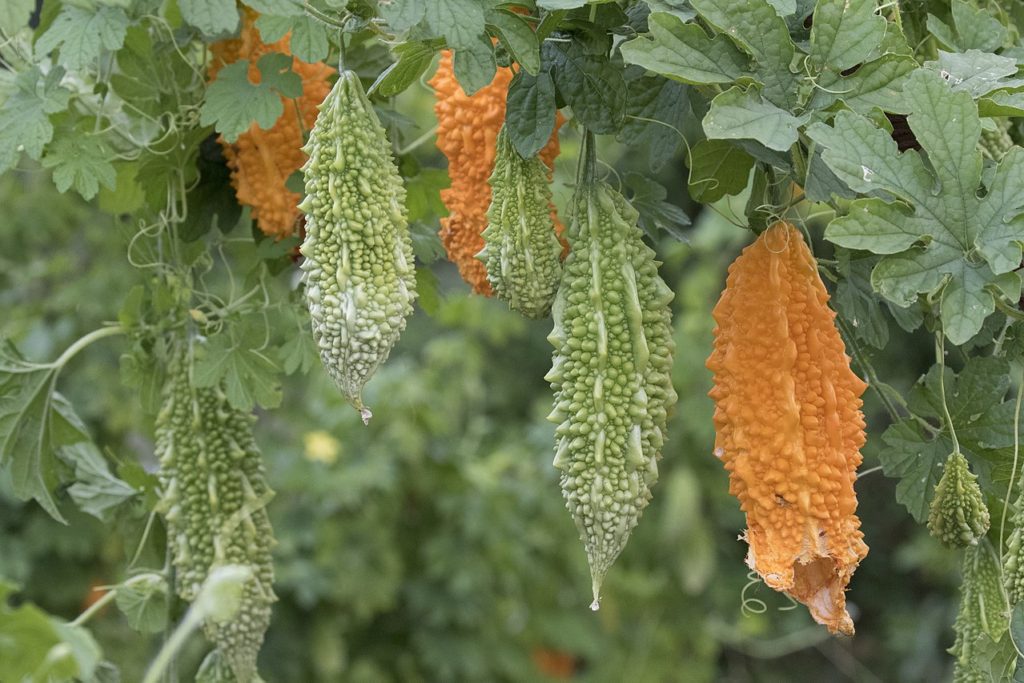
<box><xmin>740</xmin><ymin>572</ymin><xmax>768</xmax><ymax>617</ymax></box>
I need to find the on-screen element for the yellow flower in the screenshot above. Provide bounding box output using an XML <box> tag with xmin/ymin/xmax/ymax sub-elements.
<box><xmin>303</xmin><ymin>430</ymin><xmax>341</xmax><ymax>465</ymax></box>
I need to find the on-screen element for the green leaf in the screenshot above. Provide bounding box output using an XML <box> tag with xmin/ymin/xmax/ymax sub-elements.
<box><xmin>899</xmin><ymin>358</ymin><xmax>1019</xmax><ymax>489</ymax></box>
<box><xmin>545</xmin><ymin>39</ymin><xmax>626</xmax><ymax>134</ymax></box>
<box><xmin>703</xmin><ymin>86</ymin><xmax>808</xmax><ymax>152</ymax></box>
<box><xmin>640</xmin><ymin>0</ymin><xmax>697</xmax><ymax>21</ymax></box>
<box><xmin>625</xmin><ymin>173</ymin><xmax>690</xmax><ymax>242</ymax></box>
<box><xmin>200</xmin><ymin>53</ymin><xmax>302</xmax><ymax>142</ymax></box>
<box><xmin>0</xmin><ymin>340</ymin><xmax>95</xmax><ymax>523</ymax></box>
<box><xmin>424</xmin><ymin>0</ymin><xmax>486</xmax><ymax>50</ymax></box>
<box><xmin>618</xmin><ymin>70</ymin><xmax>690</xmax><ymax>171</ymax></box>
<box><xmin>487</xmin><ymin>8</ymin><xmax>540</xmax><ymax>76</ymax></box>
<box><xmin>405</xmin><ymin>167</ymin><xmax>450</xmax><ymax>229</ymax></box>
<box><xmin>377</xmin><ymin>0</ymin><xmax>425</xmax><ymax>31</ymax></box>
<box><xmin>60</xmin><ymin>442</ymin><xmax>137</xmax><ymax>521</ymax></box>
<box><xmin>809</xmin><ymin>69</ymin><xmax>1024</xmax><ymax>344</ymax></box>
<box><xmin>924</xmin><ymin>50</ymin><xmax>1023</xmax><ymax>99</ymax></box>
<box><xmin>619</xmin><ymin>12</ymin><xmax>747</xmax><ymax>86</ymax></box>
<box><xmin>505</xmin><ymin>69</ymin><xmax>558</xmax><ymax>158</ymax></box>
<box><xmin>179</xmin><ymin>0</ymin><xmax>239</xmax><ymax>35</ymax></box>
<box><xmin>289</xmin><ymin>16</ymin><xmax>330</xmax><ymax>63</ymax></box>
<box><xmin>0</xmin><ymin>0</ymin><xmax>33</xmax><ymax>34</ymax></box>
<box><xmin>244</xmin><ymin>0</ymin><xmax>303</xmax><ymax>16</ymax></box>
<box><xmin>254</xmin><ymin>13</ymin><xmax>292</xmax><ymax>42</ymax></box>
<box><xmin>415</xmin><ymin>268</ymin><xmax>443</xmax><ymax>317</ymax></box>
<box><xmin>807</xmin><ymin>54</ymin><xmax>917</xmax><ymax>115</ymax></box>
<box><xmin>0</xmin><ymin>581</ymin><xmax>93</xmax><ymax>682</ymax></box>
<box><xmin>808</xmin><ymin>0</ymin><xmax>886</xmax><ymax>73</ymax></box>
<box><xmin>409</xmin><ymin>221</ymin><xmax>447</xmax><ymax>263</ymax></box>
<box><xmin>804</xmin><ymin>144</ymin><xmax>856</xmax><ymax>202</ymax></box>
<box><xmin>878</xmin><ymin>419</ymin><xmax>951</xmax><ymax>523</ymax></box>
<box><xmin>115</xmin><ymin>574</ymin><xmax>169</xmax><ymax>634</ymax></box>
<box><xmin>41</xmin><ymin>135</ymin><xmax>117</xmax><ymax>200</ymax></box>
<box><xmin>0</xmin><ymin>67</ymin><xmax>70</xmax><ymax>173</ymax></box>
<box><xmin>951</xmin><ymin>0</ymin><xmax>1007</xmax><ymax>52</ymax></box>
<box><xmin>279</xmin><ymin>331</ymin><xmax>317</xmax><ymax>376</ymax></box>
<box><xmin>925</xmin><ymin>14</ymin><xmax>957</xmax><ymax>50</ymax></box>
<box><xmin>453</xmin><ymin>35</ymin><xmax>496</xmax><ymax>96</ymax></box>
<box><xmin>193</xmin><ymin>333</ymin><xmax>283</xmax><ymax>411</ymax></box>
<box><xmin>98</xmin><ymin>162</ymin><xmax>146</xmax><ymax>214</ymax></box>
<box><xmin>51</xmin><ymin>622</ymin><xmax>101</xmax><ymax>681</ymax></box>
<box><xmin>35</xmin><ymin>4</ymin><xmax>128</xmax><ymax>71</ymax></box>
<box><xmin>690</xmin><ymin>0</ymin><xmax>799</xmax><ymax>106</ymax></box>
<box><xmin>980</xmin><ymin>91</ymin><xmax>1024</xmax><ymax>117</ymax></box>
<box><xmin>686</xmin><ymin>139</ymin><xmax>754</xmax><ymax>203</ymax></box>
<box><xmin>833</xmin><ymin>250</ymin><xmax>890</xmax><ymax>349</ymax></box>
<box><xmin>1011</xmin><ymin>604</ymin><xmax>1024</xmax><ymax>668</ymax></box>
<box><xmin>371</xmin><ymin>40</ymin><xmax>440</xmax><ymax>98</ymax></box>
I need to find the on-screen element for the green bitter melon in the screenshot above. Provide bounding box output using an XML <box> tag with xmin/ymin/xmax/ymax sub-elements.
<box><xmin>951</xmin><ymin>539</ymin><xmax>1010</xmax><ymax>682</ymax></box>
<box><xmin>927</xmin><ymin>451</ymin><xmax>990</xmax><ymax>548</ymax></box>
<box><xmin>299</xmin><ymin>70</ymin><xmax>417</xmax><ymax>423</ymax></box>
<box><xmin>546</xmin><ymin>136</ymin><xmax>677</xmax><ymax>608</ymax></box>
<box><xmin>157</xmin><ymin>348</ymin><xmax>276</xmax><ymax>682</ymax></box>
<box><xmin>478</xmin><ymin>125</ymin><xmax>563</xmax><ymax>319</ymax></box>
<box><xmin>979</xmin><ymin>118</ymin><xmax>1015</xmax><ymax>161</ymax></box>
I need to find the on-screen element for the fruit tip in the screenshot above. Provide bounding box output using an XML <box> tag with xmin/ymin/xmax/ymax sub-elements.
<box><xmin>590</xmin><ymin>576</ymin><xmax>602</xmax><ymax>611</ymax></box>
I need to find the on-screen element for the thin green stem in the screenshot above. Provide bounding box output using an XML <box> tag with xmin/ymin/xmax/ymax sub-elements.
<box><xmin>835</xmin><ymin>317</ymin><xmax>902</xmax><ymax>423</ymax></box>
<box><xmin>70</xmin><ymin>588</ymin><xmax>118</xmax><ymax>627</ymax></box>
<box><xmin>936</xmin><ymin>332</ymin><xmax>961</xmax><ymax>455</ymax></box>
<box><xmin>304</xmin><ymin>3</ymin><xmax>347</xmax><ymax>30</ymax></box>
<box><xmin>1000</xmin><ymin>366</ymin><xmax>1024</xmax><ymax>562</ymax></box>
<box><xmin>49</xmin><ymin>326</ymin><xmax>125</xmax><ymax>371</ymax></box>
<box><xmin>396</xmin><ymin>125</ymin><xmax>439</xmax><ymax>156</ymax></box>
<box><xmin>142</xmin><ymin>605</ymin><xmax>204</xmax><ymax>683</ymax></box>
<box><xmin>128</xmin><ymin>512</ymin><xmax>159</xmax><ymax>570</ymax></box>
<box><xmin>995</xmin><ymin>297</ymin><xmax>1024</xmax><ymax>321</ymax></box>
<box><xmin>857</xmin><ymin>465</ymin><xmax>885</xmax><ymax>479</ymax></box>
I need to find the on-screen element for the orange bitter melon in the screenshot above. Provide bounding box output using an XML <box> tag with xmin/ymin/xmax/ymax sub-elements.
<box><xmin>430</xmin><ymin>51</ymin><xmax>563</xmax><ymax>294</ymax></box>
<box><xmin>706</xmin><ymin>221</ymin><xmax>869</xmax><ymax>635</ymax></box>
<box><xmin>209</xmin><ymin>10</ymin><xmax>334</xmax><ymax>239</ymax></box>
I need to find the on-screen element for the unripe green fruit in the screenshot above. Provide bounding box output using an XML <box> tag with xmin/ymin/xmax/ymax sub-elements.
<box><xmin>299</xmin><ymin>70</ymin><xmax>417</xmax><ymax>422</ymax></box>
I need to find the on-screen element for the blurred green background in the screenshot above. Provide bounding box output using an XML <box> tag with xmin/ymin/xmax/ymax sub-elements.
<box><xmin>0</xmin><ymin>91</ymin><xmax>956</xmax><ymax>681</ymax></box>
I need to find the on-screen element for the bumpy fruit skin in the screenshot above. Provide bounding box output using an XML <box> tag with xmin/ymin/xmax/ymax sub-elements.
<box><xmin>430</xmin><ymin>51</ymin><xmax>563</xmax><ymax>294</ymax></box>
<box><xmin>928</xmin><ymin>451</ymin><xmax>990</xmax><ymax>548</ymax></box>
<box><xmin>1003</xmin><ymin>495</ymin><xmax>1024</xmax><ymax>604</ymax></box>
<box><xmin>545</xmin><ymin>180</ymin><xmax>677</xmax><ymax>607</ymax></box>
<box><xmin>706</xmin><ymin>222</ymin><xmax>869</xmax><ymax>636</ymax></box>
<box><xmin>299</xmin><ymin>70</ymin><xmax>417</xmax><ymax>420</ymax></box>
<box><xmin>157</xmin><ymin>352</ymin><xmax>275</xmax><ymax>682</ymax></box>
<box><xmin>979</xmin><ymin>118</ymin><xmax>1015</xmax><ymax>161</ymax></box>
<box><xmin>209</xmin><ymin>10</ymin><xmax>334</xmax><ymax>239</ymax></box>
<box><xmin>478</xmin><ymin>126</ymin><xmax>563</xmax><ymax>318</ymax></box>
<box><xmin>951</xmin><ymin>540</ymin><xmax>1010</xmax><ymax>682</ymax></box>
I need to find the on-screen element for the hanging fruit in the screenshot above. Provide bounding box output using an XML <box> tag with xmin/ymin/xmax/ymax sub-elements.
<box><xmin>706</xmin><ymin>221</ymin><xmax>869</xmax><ymax>635</ymax></box>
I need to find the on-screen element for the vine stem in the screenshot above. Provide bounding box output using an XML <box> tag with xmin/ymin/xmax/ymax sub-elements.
<box><xmin>994</xmin><ymin>297</ymin><xmax>1024</xmax><ymax>321</ymax></box>
<box><xmin>48</xmin><ymin>326</ymin><xmax>125</xmax><ymax>370</ymax></box>
<box><xmin>304</xmin><ymin>3</ymin><xmax>347</xmax><ymax>30</ymax></box>
<box><xmin>936</xmin><ymin>332</ymin><xmax>961</xmax><ymax>456</ymax></box>
<box><xmin>856</xmin><ymin>465</ymin><xmax>884</xmax><ymax>479</ymax></box>
<box><xmin>1000</xmin><ymin>366</ymin><xmax>1024</xmax><ymax>563</ymax></box>
<box><xmin>70</xmin><ymin>588</ymin><xmax>118</xmax><ymax>627</ymax></box>
<box><xmin>834</xmin><ymin>316</ymin><xmax>902</xmax><ymax>423</ymax></box>
<box><xmin>142</xmin><ymin>605</ymin><xmax>204</xmax><ymax>683</ymax></box>
<box><xmin>396</xmin><ymin>125</ymin><xmax>439</xmax><ymax>156</ymax></box>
